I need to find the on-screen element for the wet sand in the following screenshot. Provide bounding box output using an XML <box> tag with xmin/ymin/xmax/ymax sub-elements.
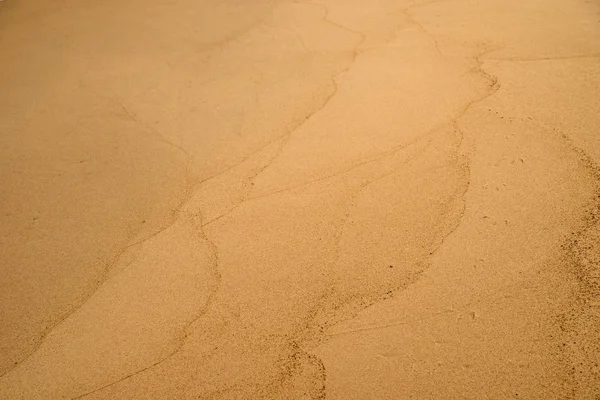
<box><xmin>1</xmin><ymin>0</ymin><xmax>599</xmax><ymax>398</ymax></box>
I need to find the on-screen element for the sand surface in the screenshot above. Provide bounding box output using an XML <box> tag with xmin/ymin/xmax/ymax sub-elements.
<box><xmin>1</xmin><ymin>0</ymin><xmax>599</xmax><ymax>398</ymax></box>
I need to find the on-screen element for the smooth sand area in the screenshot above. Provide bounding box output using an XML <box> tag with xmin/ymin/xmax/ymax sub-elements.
<box><xmin>1</xmin><ymin>0</ymin><xmax>599</xmax><ymax>398</ymax></box>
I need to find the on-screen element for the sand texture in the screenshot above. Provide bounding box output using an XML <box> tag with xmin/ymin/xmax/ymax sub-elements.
<box><xmin>1</xmin><ymin>0</ymin><xmax>599</xmax><ymax>398</ymax></box>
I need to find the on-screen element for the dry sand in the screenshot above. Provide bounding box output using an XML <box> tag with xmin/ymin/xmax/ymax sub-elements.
<box><xmin>1</xmin><ymin>0</ymin><xmax>599</xmax><ymax>398</ymax></box>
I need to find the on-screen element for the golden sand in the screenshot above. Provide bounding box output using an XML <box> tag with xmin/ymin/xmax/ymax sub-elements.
<box><xmin>1</xmin><ymin>0</ymin><xmax>599</xmax><ymax>398</ymax></box>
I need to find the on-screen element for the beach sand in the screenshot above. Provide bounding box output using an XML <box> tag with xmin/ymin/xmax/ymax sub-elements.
<box><xmin>1</xmin><ymin>0</ymin><xmax>599</xmax><ymax>398</ymax></box>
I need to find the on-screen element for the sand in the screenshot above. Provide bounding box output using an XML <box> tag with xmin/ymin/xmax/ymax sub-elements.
<box><xmin>1</xmin><ymin>0</ymin><xmax>599</xmax><ymax>398</ymax></box>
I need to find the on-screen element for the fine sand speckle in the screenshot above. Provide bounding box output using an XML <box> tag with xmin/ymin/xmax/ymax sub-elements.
<box><xmin>1</xmin><ymin>0</ymin><xmax>599</xmax><ymax>398</ymax></box>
